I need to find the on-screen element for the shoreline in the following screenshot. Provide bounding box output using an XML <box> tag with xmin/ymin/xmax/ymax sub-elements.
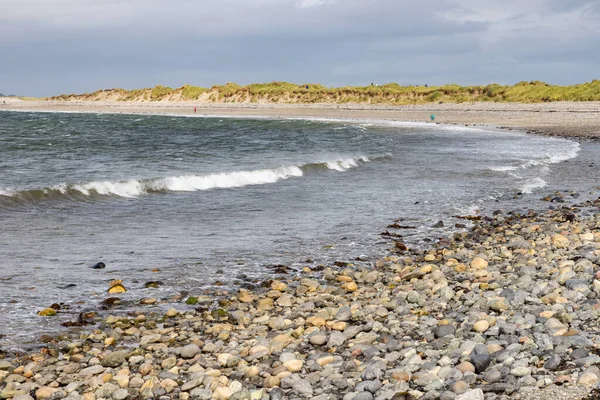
<box><xmin>2</xmin><ymin>100</ymin><xmax>600</xmax><ymax>140</ymax></box>
<box><xmin>2</xmin><ymin>103</ymin><xmax>600</xmax><ymax>400</ymax></box>
<box><xmin>1</xmin><ymin>194</ymin><xmax>600</xmax><ymax>400</ymax></box>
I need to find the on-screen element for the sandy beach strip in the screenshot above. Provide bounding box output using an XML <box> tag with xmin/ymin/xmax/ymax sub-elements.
<box><xmin>2</xmin><ymin>100</ymin><xmax>600</xmax><ymax>139</ymax></box>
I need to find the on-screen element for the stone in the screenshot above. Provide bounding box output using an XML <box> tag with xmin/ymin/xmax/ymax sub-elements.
<box><xmin>470</xmin><ymin>354</ymin><xmax>491</xmax><ymax>373</ymax></box>
<box><xmin>510</xmin><ymin>366</ymin><xmax>531</xmax><ymax>377</ymax></box>
<box><xmin>181</xmin><ymin>344</ymin><xmax>201</xmax><ymax>359</ymax></box>
<box><xmin>483</xmin><ymin>370</ymin><xmax>502</xmax><ymax>383</ymax></box>
<box><xmin>35</xmin><ymin>387</ymin><xmax>60</xmax><ymax>400</ymax></box>
<box><xmin>108</xmin><ymin>279</ymin><xmax>127</xmax><ymax>293</ymax></box>
<box><xmin>544</xmin><ymin>355</ymin><xmax>561</xmax><ymax>370</ymax></box>
<box><xmin>433</xmin><ymin>325</ymin><xmax>456</xmax><ymax>338</ymax></box>
<box><xmin>101</xmin><ymin>351</ymin><xmax>128</xmax><ymax>368</ymax></box>
<box><xmin>450</xmin><ymin>381</ymin><xmax>469</xmax><ymax>395</ymax></box>
<box><xmin>283</xmin><ymin>360</ymin><xmax>303</xmax><ymax>372</ymax></box>
<box><xmin>407</xmin><ymin>291</ymin><xmax>420</xmax><ymax>303</ymax></box>
<box><xmin>552</xmin><ymin>234</ymin><xmax>570</xmax><ymax>248</ymax></box>
<box><xmin>291</xmin><ymin>378</ymin><xmax>313</xmax><ymax>397</ymax></box>
<box><xmin>456</xmin><ymin>362</ymin><xmax>475</xmax><ymax>374</ymax></box>
<box><xmin>316</xmin><ymin>356</ymin><xmax>335</xmax><ymax>366</ymax></box>
<box><xmin>328</xmin><ymin>331</ymin><xmax>347</xmax><ymax>348</ymax></box>
<box><xmin>309</xmin><ymin>333</ymin><xmax>327</xmax><ymax>346</ymax></box>
<box><xmin>112</xmin><ymin>389</ymin><xmax>129</xmax><ymax>400</ymax></box>
<box><xmin>362</xmin><ymin>363</ymin><xmax>383</xmax><ymax>380</ymax></box>
<box><xmin>0</xmin><ymin>361</ymin><xmax>14</xmax><ymax>370</ymax></box>
<box><xmin>214</xmin><ymin>387</ymin><xmax>234</xmax><ymax>400</ymax></box>
<box><xmin>189</xmin><ymin>388</ymin><xmax>212</xmax><ymax>400</ymax></box>
<box><xmin>165</xmin><ymin>308</ymin><xmax>179</xmax><ymax>317</ymax></box>
<box><xmin>578</xmin><ymin>372</ymin><xmax>600</xmax><ymax>386</ymax></box>
<box><xmin>416</xmin><ymin>373</ymin><xmax>439</xmax><ymax>387</ymax></box>
<box><xmin>455</xmin><ymin>389</ymin><xmax>484</xmax><ymax>400</ymax></box>
<box><xmin>471</xmin><ymin>257</ymin><xmax>488</xmax><ymax>270</ymax></box>
<box><xmin>139</xmin><ymin>333</ymin><xmax>161</xmax><ymax>346</ymax></box>
<box><xmin>335</xmin><ymin>306</ymin><xmax>351</xmax><ymax>321</ymax></box>
<box><xmin>237</xmin><ymin>289</ymin><xmax>254</xmax><ymax>303</ymax></box>
<box><xmin>342</xmin><ymin>282</ymin><xmax>358</xmax><ymax>292</ymax></box>
<box><xmin>13</xmin><ymin>395</ymin><xmax>35</xmax><ymax>400</ymax></box>
<box><xmin>473</xmin><ymin>320</ymin><xmax>489</xmax><ymax>333</ymax></box>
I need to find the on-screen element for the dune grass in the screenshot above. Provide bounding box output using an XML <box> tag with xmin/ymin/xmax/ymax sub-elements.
<box><xmin>49</xmin><ymin>80</ymin><xmax>600</xmax><ymax>104</ymax></box>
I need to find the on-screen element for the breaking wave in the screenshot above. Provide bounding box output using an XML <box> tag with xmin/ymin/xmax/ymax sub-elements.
<box><xmin>0</xmin><ymin>156</ymin><xmax>383</xmax><ymax>205</ymax></box>
<box><xmin>521</xmin><ymin>178</ymin><xmax>548</xmax><ymax>194</ymax></box>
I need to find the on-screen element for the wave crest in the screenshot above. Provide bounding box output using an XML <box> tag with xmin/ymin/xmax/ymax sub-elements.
<box><xmin>0</xmin><ymin>156</ymin><xmax>376</xmax><ymax>205</ymax></box>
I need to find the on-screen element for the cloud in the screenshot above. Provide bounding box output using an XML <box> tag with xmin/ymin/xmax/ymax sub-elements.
<box><xmin>295</xmin><ymin>0</ymin><xmax>337</xmax><ymax>8</ymax></box>
<box><xmin>1</xmin><ymin>0</ymin><xmax>599</xmax><ymax>96</ymax></box>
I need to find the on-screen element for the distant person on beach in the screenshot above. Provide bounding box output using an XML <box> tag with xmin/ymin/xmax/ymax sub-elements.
<box><xmin>194</xmin><ymin>107</ymin><xmax>196</xmax><ymax>113</ymax></box>
<box><xmin>430</xmin><ymin>114</ymin><xmax>435</xmax><ymax>122</ymax></box>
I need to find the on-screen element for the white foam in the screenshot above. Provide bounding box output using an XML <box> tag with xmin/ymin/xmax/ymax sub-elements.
<box><xmin>155</xmin><ymin>166</ymin><xmax>304</xmax><ymax>192</ymax></box>
<box><xmin>0</xmin><ymin>188</ymin><xmax>13</xmax><ymax>196</ymax></box>
<box><xmin>325</xmin><ymin>156</ymin><xmax>369</xmax><ymax>172</ymax></box>
<box><xmin>521</xmin><ymin>177</ymin><xmax>548</xmax><ymax>194</ymax></box>
<box><xmin>519</xmin><ymin>142</ymin><xmax>580</xmax><ymax>169</ymax></box>
<box><xmin>26</xmin><ymin>156</ymin><xmax>371</xmax><ymax>199</ymax></box>
<box><xmin>71</xmin><ymin>180</ymin><xmax>145</xmax><ymax>198</ymax></box>
<box><xmin>489</xmin><ymin>165</ymin><xmax>519</xmax><ymax>172</ymax></box>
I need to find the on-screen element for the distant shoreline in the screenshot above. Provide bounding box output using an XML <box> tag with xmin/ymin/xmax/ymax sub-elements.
<box><xmin>2</xmin><ymin>100</ymin><xmax>600</xmax><ymax>140</ymax></box>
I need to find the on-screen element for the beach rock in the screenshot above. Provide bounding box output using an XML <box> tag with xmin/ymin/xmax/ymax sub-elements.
<box><xmin>456</xmin><ymin>362</ymin><xmax>475</xmax><ymax>374</ymax></box>
<box><xmin>552</xmin><ymin>234</ymin><xmax>570</xmax><ymax>248</ymax></box>
<box><xmin>470</xmin><ymin>257</ymin><xmax>488</xmax><ymax>270</ymax></box>
<box><xmin>578</xmin><ymin>372</ymin><xmax>600</xmax><ymax>386</ymax></box>
<box><xmin>328</xmin><ymin>331</ymin><xmax>347</xmax><ymax>348</ymax></box>
<box><xmin>101</xmin><ymin>351</ymin><xmax>128</xmax><ymax>367</ymax></box>
<box><xmin>510</xmin><ymin>366</ymin><xmax>531</xmax><ymax>377</ymax></box>
<box><xmin>470</xmin><ymin>354</ymin><xmax>491</xmax><ymax>373</ymax></box>
<box><xmin>450</xmin><ymin>381</ymin><xmax>469</xmax><ymax>395</ymax></box>
<box><xmin>214</xmin><ymin>386</ymin><xmax>234</xmax><ymax>400</ymax></box>
<box><xmin>544</xmin><ymin>354</ymin><xmax>562</xmax><ymax>370</ymax></box>
<box><xmin>434</xmin><ymin>325</ymin><xmax>456</xmax><ymax>338</ymax></box>
<box><xmin>292</xmin><ymin>378</ymin><xmax>313</xmax><ymax>397</ymax></box>
<box><xmin>35</xmin><ymin>387</ymin><xmax>62</xmax><ymax>400</ymax></box>
<box><xmin>181</xmin><ymin>344</ymin><xmax>201</xmax><ymax>359</ymax></box>
<box><xmin>107</xmin><ymin>279</ymin><xmax>127</xmax><ymax>293</ymax></box>
<box><xmin>38</xmin><ymin>308</ymin><xmax>57</xmax><ymax>317</ymax></box>
<box><xmin>12</xmin><ymin>395</ymin><xmax>35</xmax><ymax>400</ymax></box>
<box><xmin>283</xmin><ymin>360</ymin><xmax>303</xmax><ymax>372</ymax></box>
<box><xmin>189</xmin><ymin>388</ymin><xmax>212</xmax><ymax>400</ymax></box>
<box><xmin>112</xmin><ymin>389</ymin><xmax>129</xmax><ymax>400</ymax></box>
<box><xmin>309</xmin><ymin>332</ymin><xmax>328</xmax><ymax>345</ymax></box>
<box><xmin>473</xmin><ymin>320</ymin><xmax>489</xmax><ymax>333</ymax></box>
<box><xmin>455</xmin><ymin>389</ymin><xmax>484</xmax><ymax>400</ymax></box>
<box><xmin>140</xmin><ymin>333</ymin><xmax>161</xmax><ymax>345</ymax></box>
<box><xmin>91</xmin><ymin>262</ymin><xmax>106</xmax><ymax>269</ymax></box>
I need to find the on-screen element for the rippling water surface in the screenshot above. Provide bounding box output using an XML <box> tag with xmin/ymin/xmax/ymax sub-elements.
<box><xmin>0</xmin><ymin>110</ymin><xmax>594</xmax><ymax>350</ymax></box>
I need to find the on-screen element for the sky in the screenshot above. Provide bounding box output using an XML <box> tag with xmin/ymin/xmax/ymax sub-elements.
<box><xmin>1</xmin><ymin>0</ymin><xmax>599</xmax><ymax>96</ymax></box>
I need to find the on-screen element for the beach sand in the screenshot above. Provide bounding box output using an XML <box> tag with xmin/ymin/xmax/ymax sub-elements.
<box><xmin>2</xmin><ymin>100</ymin><xmax>600</xmax><ymax>139</ymax></box>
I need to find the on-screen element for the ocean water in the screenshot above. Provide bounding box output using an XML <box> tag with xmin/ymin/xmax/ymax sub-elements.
<box><xmin>0</xmin><ymin>110</ymin><xmax>596</xmax><ymax>351</ymax></box>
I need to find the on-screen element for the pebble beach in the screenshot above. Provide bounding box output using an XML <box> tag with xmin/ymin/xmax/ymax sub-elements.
<box><xmin>2</xmin><ymin>193</ymin><xmax>600</xmax><ymax>400</ymax></box>
<box><xmin>1</xmin><ymin>101</ymin><xmax>600</xmax><ymax>400</ymax></box>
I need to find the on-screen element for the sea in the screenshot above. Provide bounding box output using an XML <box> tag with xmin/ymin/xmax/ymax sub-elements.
<box><xmin>1</xmin><ymin>110</ymin><xmax>599</xmax><ymax>351</ymax></box>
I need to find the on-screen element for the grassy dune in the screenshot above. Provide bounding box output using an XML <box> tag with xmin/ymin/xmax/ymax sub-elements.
<box><xmin>50</xmin><ymin>80</ymin><xmax>600</xmax><ymax>104</ymax></box>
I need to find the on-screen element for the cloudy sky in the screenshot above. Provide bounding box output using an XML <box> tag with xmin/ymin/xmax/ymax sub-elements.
<box><xmin>1</xmin><ymin>0</ymin><xmax>599</xmax><ymax>96</ymax></box>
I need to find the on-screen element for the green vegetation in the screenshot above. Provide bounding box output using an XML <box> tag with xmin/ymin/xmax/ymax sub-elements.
<box><xmin>181</xmin><ymin>85</ymin><xmax>208</xmax><ymax>100</ymax></box>
<box><xmin>150</xmin><ymin>85</ymin><xmax>173</xmax><ymax>100</ymax></box>
<box><xmin>50</xmin><ymin>80</ymin><xmax>600</xmax><ymax>104</ymax></box>
<box><xmin>185</xmin><ymin>296</ymin><xmax>198</xmax><ymax>305</ymax></box>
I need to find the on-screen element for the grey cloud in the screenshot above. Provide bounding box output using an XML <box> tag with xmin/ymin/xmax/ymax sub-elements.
<box><xmin>1</xmin><ymin>0</ymin><xmax>599</xmax><ymax>96</ymax></box>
